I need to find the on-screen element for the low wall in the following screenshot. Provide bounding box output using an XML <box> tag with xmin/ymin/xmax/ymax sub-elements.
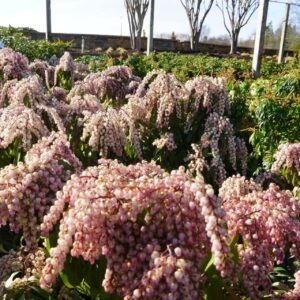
<box><xmin>179</xmin><ymin>41</ymin><xmax>295</xmax><ymax>57</ymax></box>
<box><xmin>28</xmin><ymin>32</ymin><xmax>295</xmax><ymax>57</ymax></box>
<box><xmin>28</xmin><ymin>32</ymin><xmax>178</xmax><ymax>52</ymax></box>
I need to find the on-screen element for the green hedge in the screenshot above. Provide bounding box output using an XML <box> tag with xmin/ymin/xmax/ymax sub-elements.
<box><xmin>0</xmin><ymin>26</ymin><xmax>71</xmax><ymax>61</ymax></box>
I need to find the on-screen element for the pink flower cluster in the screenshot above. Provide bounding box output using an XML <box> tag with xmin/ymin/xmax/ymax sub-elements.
<box><xmin>0</xmin><ymin>79</ymin><xmax>18</xmax><ymax>108</ymax></box>
<box><xmin>153</xmin><ymin>132</ymin><xmax>177</xmax><ymax>151</ymax></box>
<box><xmin>128</xmin><ymin>70</ymin><xmax>186</xmax><ymax>128</ymax></box>
<box><xmin>200</xmin><ymin>112</ymin><xmax>238</xmax><ymax>185</ymax></box>
<box><xmin>30</xmin><ymin>59</ymin><xmax>54</xmax><ymax>82</ymax></box>
<box><xmin>66</xmin><ymin>94</ymin><xmax>103</xmax><ymax>116</ymax></box>
<box><xmin>184</xmin><ymin>76</ymin><xmax>230</xmax><ymax>132</ymax></box>
<box><xmin>127</xmin><ymin>70</ymin><xmax>231</xmax><ymax>133</ymax></box>
<box><xmin>0</xmin><ymin>74</ymin><xmax>66</xmax><ymax>133</ymax></box>
<box><xmin>1</xmin><ymin>49</ymin><xmax>299</xmax><ymax>299</ymax></box>
<box><xmin>272</xmin><ymin>143</ymin><xmax>300</xmax><ymax>175</ymax></box>
<box><xmin>219</xmin><ymin>174</ymin><xmax>262</xmax><ymax>203</ymax></box>
<box><xmin>0</xmin><ymin>48</ymin><xmax>29</xmax><ymax>81</ymax></box>
<box><xmin>281</xmin><ymin>269</ymin><xmax>300</xmax><ymax>299</ymax></box>
<box><xmin>54</xmin><ymin>52</ymin><xmax>75</xmax><ymax>87</ymax></box>
<box><xmin>0</xmin><ymin>132</ymin><xmax>82</xmax><ymax>250</ymax></box>
<box><xmin>0</xmin><ymin>248</ymin><xmax>46</xmax><ymax>298</ymax></box>
<box><xmin>69</xmin><ymin>65</ymin><xmax>141</xmax><ymax>105</ymax></box>
<box><xmin>69</xmin><ymin>95</ymin><xmax>141</xmax><ymax>162</ymax></box>
<box><xmin>185</xmin><ymin>143</ymin><xmax>207</xmax><ymax>179</ymax></box>
<box><xmin>223</xmin><ymin>182</ymin><xmax>300</xmax><ymax>299</ymax></box>
<box><xmin>0</xmin><ymin>50</ymin><xmax>247</xmax><ymax>184</ymax></box>
<box><xmin>123</xmin><ymin>70</ymin><xmax>246</xmax><ymax>182</ymax></box>
<box><xmin>51</xmin><ymin>87</ymin><xmax>68</xmax><ymax>102</ymax></box>
<box><xmin>290</xmin><ymin>270</ymin><xmax>300</xmax><ymax>298</ymax></box>
<box><xmin>0</xmin><ymin>250</ymin><xmax>23</xmax><ymax>287</ymax></box>
<box><xmin>81</xmin><ymin>108</ymin><xmax>127</xmax><ymax>157</ymax></box>
<box><xmin>10</xmin><ymin>75</ymin><xmax>45</xmax><ymax>106</ymax></box>
<box><xmin>0</xmin><ymin>74</ymin><xmax>38</xmax><ymax>106</ymax></box>
<box><xmin>0</xmin><ymin>104</ymin><xmax>49</xmax><ymax>150</ymax></box>
<box><xmin>40</xmin><ymin>159</ymin><xmax>231</xmax><ymax>298</ymax></box>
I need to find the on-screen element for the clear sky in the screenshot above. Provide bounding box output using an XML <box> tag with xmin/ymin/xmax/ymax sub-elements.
<box><xmin>0</xmin><ymin>0</ymin><xmax>294</xmax><ymax>40</ymax></box>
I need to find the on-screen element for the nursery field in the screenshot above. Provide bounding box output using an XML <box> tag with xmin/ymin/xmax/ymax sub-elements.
<box><xmin>0</xmin><ymin>46</ymin><xmax>300</xmax><ymax>300</ymax></box>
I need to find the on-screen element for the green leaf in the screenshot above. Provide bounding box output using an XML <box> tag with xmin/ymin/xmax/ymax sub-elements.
<box><xmin>61</xmin><ymin>256</ymin><xmax>88</xmax><ymax>288</ymax></box>
<box><xmin>5</xmin><ymin>271</ymin><xmax>21</xmax><ymax>289</ymax></box>
<box><xmin>58</xmin><ymin>159</ymin><xmax>75</xmax><ymax>172</ymax></box>
<box><xmin>0</xmin><ymin>243</ymin><xmax>8</xmax><ymax>254</ymax></box>
<box><xmin>203</xmin><ymin>265</ymin><xmax>227</xmax><ymax>300</ymax></box>
<box><xmin>30</xmin><ymin>287</ymin><xmax>52</xmax><ymax>300</ymax></box>
<box><xmin>229</xmin><ymin>234</ymin><xmax>239</xmax><ymax>264</ymax></box>
<box><xmin>204</xmin><ymin>254</ymin><xmax>215</xmax><ymax>274</ymax></box>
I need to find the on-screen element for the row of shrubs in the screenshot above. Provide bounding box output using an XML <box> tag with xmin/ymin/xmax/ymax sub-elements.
<box><xmin>0</xmin><ymin>26</ymin><xmax>71</xmax><ymax>61</ymax></box>
<box><xmin>2</xmin><ymin>26</ymin><xmax>300</xmax><ymax>177</ymax></box>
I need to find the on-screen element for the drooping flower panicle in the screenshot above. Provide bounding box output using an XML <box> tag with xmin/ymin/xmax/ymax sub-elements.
<box><xmin>40</xmin><ymin>159</ymin><xmax>231</xmax><ymax>299</ymax></box>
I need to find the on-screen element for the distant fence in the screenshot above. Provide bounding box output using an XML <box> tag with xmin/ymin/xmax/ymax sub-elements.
<box><xmin>28</xmin><ymin>31</ymin><xmax>296</xmax><ymax>57</ymax></box>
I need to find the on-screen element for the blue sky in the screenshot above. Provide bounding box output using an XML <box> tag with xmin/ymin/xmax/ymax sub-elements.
<box><xmin>0</xmin><ymin>0</ymin><xmax>293</xmax><ymax>40</ymax></box>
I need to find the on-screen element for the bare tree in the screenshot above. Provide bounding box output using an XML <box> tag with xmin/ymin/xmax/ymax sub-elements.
<box><xmin>125</xmin><ymin>0</ymin><xmax>149</xmax><ymax>50</ymax></box>
<box><xmin>180</xmin><ymin>0</ymin><xmax>214</xmax><ymax>51</ymax></box>
<box><xmin>217</xmin><ymin>0</ymin><xmax>259</xmax><ymax>54</ymax></box>
<box><xmin>291</xmin><ymin>5</ymin><xmax>300</xmax><ymax>31</ymax></box>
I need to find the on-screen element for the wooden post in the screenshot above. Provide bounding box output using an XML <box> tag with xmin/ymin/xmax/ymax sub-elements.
<box><xmin>252</xmin><ymin>0</ymin><xmax>269</xmax><ymax>79</ymax></box>
<box><xmin>147</xmin><ymin>0</ymin><xmax>155</xmax><ymax>56</ymax></box>
<box><xmin>278</xmin><ymin>3</ymin><xmax>290</xmax><ymax>63</ymax></box>
<box><xmin>46</xmin><ymin>0</ymin><xmax>52</xmax><ymax>41</ymax></box>
<box><xmin>81</xmin><ymin>36</ymin><xmax>85</xmax><ymax>54</ymax></box>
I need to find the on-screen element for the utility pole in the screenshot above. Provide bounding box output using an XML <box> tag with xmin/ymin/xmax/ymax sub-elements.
<box><xmin>147</xmin><ymin>0</ymin><xmax>155</xmax><ymax>56</ymax></box>
<box><xmin>252</xmin><ymin>0</ymin><xmax>269</xmax><ymax>79</ymax></box>
<box><xmin>278</xmin><ymin>3</ymin><xmax>290</xmax><ymax>63</ymax></box>
<box><xmin>81</xmin><ymin>36</ymin><xmax>85</xmax><ymax>54</ymax></box>
<box><xmin>120</xmin><ymin>16</ymin><xmax>123</xmax><ymax>36</ymax></box>
<box><xmin>46</xmin><ymin>0</ymin><xmax>52</xmax><ymax>41</ymax></box>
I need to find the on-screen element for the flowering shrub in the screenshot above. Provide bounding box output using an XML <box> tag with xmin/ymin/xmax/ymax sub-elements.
<box><xmin>54</xmin><ymin>52</ymin><xmax>75</xmax><ymax>90</ymax></box>
<box><xmin>69</xmin><ymin>65</ymin><xmax>141</xmax><ymax>107</ymax></box>
<box><xmin>219</xmin><ymin>174</ymin><xmax>262</xmax><ymax>202</ymax></box>
<box><xmin>287</xmin><ymin>270</ymin><xmax>300</xmax><ymax>298</ymax></box>
<box><xmin>272</xmin><ymin>143</ymin><xmax>300</xmax><ymax>176</ymax></box>
<box><xmin>0</xmin><ymin>48</ymin><xmax>29</xmax><ymax>81</ymax></box>
<box><xmin>29</xmin><ymin>59</ymin><xmax>53</xmax><ymax>81</ymax></box>
<box><xmin>122</xmin><ymin>70</ymin><xmax>246</xmax><ymax>182</ymax></box>
<box><xmin>0</xmin><ymin>132</ymin><xmax>81</xmax><ymax>250</ymax></box>
<box><xmin>200</xmin><ymin>113</ymin><xmax>238</xmax><ymax>185</ymax></box>
<box><xmin>221</xmin><ymin>176</ymin><xmax>300</xmax><ymax>299</ymax></box>
<box><xmin>0</xmin><ymin>248</ymin><xmax>47</xmax><ymax>298</ymax></box>
<box><xmin>40</xmin><ymin>159</ymin><xmax>231</xmax><ymax>299</ymax></box>
<box><xmin>0</xmin><ymin>104</ymin><xmax>49</xmax><ymax>151</ymax></box>
<box><xmin>81</xmin><ymin>108</ymin><xmax>127</xmax><ymax>158</ymax></box>
<box><xmin>249</xmin><ymin>99</ymin><xmax>300</xmax><ymax>171</ymax></box>
<box><xmin>0</xmin><ymin>48</ymin><xmax>299</xmax><ymax>299</ymax></box>
<box><xmin>3</xmin><ymin>75</ymin><xmax>45</xmax><ymax>107</ymax></box>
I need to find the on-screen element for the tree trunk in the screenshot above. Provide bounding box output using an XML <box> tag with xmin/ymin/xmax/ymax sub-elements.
<box><xmin>131</xmin><ymin>33</ymin><xmax>136</xmax><ymax>50</ymax></box>
<box><xmin>230</xmin><ymin>32</ymin><xmax>238</xmax><ymax>54</ymax></box>
<box><xmin>194</xmin><ymin>31</ymin><xmax>200</xmax><ymax>51</ymax></box>
<box><xmin>127</xmin><ymin>10</ymin><xmax>136</xmax><ymax>50</ymax></box>
<box><xmin>136</xmin><ymin>28</ymin><xmax>142</xmax><ymax>51</ymax></box>
<box><xmin>190</xmin><ymin>27</ymin><xmax>196</xmax><ymax>52</ymax></box>
<box><xmin>190</xmin><ymin>26</ymin><xmax>201</xmax><ymax>52</ymax></box>
<box><xmin>190</xmin><ymin>36</ymin><xmax>195</xmax><ymax>51</ymax></box>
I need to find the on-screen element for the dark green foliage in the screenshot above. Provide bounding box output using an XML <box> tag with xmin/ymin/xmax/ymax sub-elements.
<box><xmin>0</xmin><ymin>26</ymin><xmax>71</xmax><ymax>61</ymax></box>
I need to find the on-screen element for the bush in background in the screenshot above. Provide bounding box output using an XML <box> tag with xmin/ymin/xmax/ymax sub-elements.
<box><xmin>0</xmin><ymin>26</ymin><xmax>71</xmax><ymax>61</ymax></box>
